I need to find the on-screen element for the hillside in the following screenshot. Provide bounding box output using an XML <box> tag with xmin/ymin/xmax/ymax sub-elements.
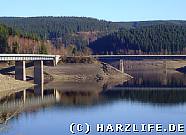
<box><xmin>0</xmin><ymin>24</ymin><xmax>16</xmax><ymax>53</ymax></box>
<box><xmin>1</xmin><ymin>17</ymin><xmax>186</xmax><ymax>55</ymax></box>
<box><xmin>0</xmin><ymin>24</ymin><xmax>53</xmax><ymax>54</ymax></box>
<box><xmin>115</xmin><ymin>20</ymin><xmax>186</xmax><ymax>29</ymax></box>
<box><xmin>0</xmin><ymin>17</ymin><xmax>121</xmax><ymax>54</ymax></box>
<box><xmin>0</xmin><ymin>17</ymin><xmax>120</xmax><ymax>39</ymax></box>
<box><xmin>90</xmin><ymin>24</ymin><xmax>186</xmax><ymax>55</ymax></box>
<box><xmin>1</xmin><ymin>17</ymin><xmax>186</xmax><ymax>37</ymax></box>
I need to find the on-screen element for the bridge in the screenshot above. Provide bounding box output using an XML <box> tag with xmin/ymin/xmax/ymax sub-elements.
<box><xmin>1</xmin><ymin>54</ymin><xmax>186</xmax><ymax>83</ymax></box>
<box><xmin>0</xmin><ymin>54</ymin><xmax>60</xmax><ymax>84</ymax></box>
<box><xmin>91</xmin><ymin>55</ymin><xmax>186</xmax><ymax>73</ymax></box>
<box><xmin>107</xmin><ymin>86</ymin><xmax>186</xmax><ymax>91</ymax></box>
<box><xmin>92</xmin><ymin>55</ymin><xmax>186</xmax><ymax>60</ymax></box>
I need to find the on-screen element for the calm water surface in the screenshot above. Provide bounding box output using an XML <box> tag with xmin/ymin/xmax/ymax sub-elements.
<box><xmin>1</xmin><ymin>70</ymin><xmax>186</xmax><ymax>135</ymax></box>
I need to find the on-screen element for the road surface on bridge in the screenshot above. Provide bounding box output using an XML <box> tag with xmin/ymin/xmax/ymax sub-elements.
<box><xmin>92</xmin><ymin>55</ymin><xmax>186</xmax><ymax>60</ymax></box>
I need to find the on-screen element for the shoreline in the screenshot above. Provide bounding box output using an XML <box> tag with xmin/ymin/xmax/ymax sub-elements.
<box><xmin>0</xmin><ymin>74</ymin><xmax>34</xmax><ymax>100</ymax></box>
<box><xmin>0</xmin><ymin>61</ymin><xmax>132</xmax><ymax>95</ymax></box>
<box><xmin>44</xmin><ymin>62</ymin><xmax>133</xmax><ymax>93</ymax></box>
<box><xmin>44</xmin><ymin>62</ymin><xmax>132</xmax><ymax>83</ymax></box>
<box><xmin>1</xmin><ymin>59</ymin><xmax>186</xmax><ymax>99</ymax></box>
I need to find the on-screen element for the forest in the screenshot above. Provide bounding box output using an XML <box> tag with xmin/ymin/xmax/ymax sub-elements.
<box><xmin>0</xmin><ymin>24</ymin><xmax>50</xmax><ymax>54</ymax></box>
<box><xmin>0</xmin><ymin>17</ymin><xmax>120</xmax><ymax>39</ymax></box>
<box><xmin>90</xmin><ymin>24</ymin><xmax>186</xmax><ymax>55</ymax></box>
<box><xmin>1</xmin><ymin>17</ymin><xmax>186</xmax><ymax>55</ymax></box>
<box><xmin>0</xmin><ymin>17</ymin><xmax>121</xmax><ymax>54</ymax></box>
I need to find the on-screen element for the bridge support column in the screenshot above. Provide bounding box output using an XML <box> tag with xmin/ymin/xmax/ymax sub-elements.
<box><xmin>119</xmin><ymin>59</ymin><xmax>124</xmax><ymax>73</ymax></box>
<box><xmin>34</xmin><ymin>60</ymin><xmax>44</xmax><ymax>85</ymax></box>
<box><xmin>15</xmin><ymin>61</ymin><xmax>26</xmax><ymax>81</ymax></box>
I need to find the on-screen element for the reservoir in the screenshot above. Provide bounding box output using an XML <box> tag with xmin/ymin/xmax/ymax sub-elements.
<box><xmin>1</xmin><ymin>67</ymin><xmax>186</xmax><ymax>135</ymax></box>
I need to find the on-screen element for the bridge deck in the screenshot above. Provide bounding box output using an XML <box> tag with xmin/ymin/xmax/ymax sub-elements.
<box><xmin>107</xmin><ymin>87</ymin><xmax>186</xmax><ymax>91</ymax></box>
<box><xmin>92</xmin><ymin>55</ymin><xmax>186</xmax><ymax>60</ymax></box>
<box><xmin>0</xmin><ymin>54</ymin><xmax>60</xmax><ymax>61</ymax></box>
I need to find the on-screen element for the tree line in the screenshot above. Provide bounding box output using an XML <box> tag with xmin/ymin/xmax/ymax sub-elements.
<box><xmin>0</xmin><ymin>17</ymin><xmax>121</xmax><ymax>54</ymax></box>
<box><xmin>0</xmin><ymin>17</ymin><xmax>120</xmax><ymax>39</ymax></box>
<box><xmin>1</xmin><ymin>17</ymin><xmax>186</xmax><ymax>55</ymax></box>
<box><xmin>90</xmin><ymin>24</ymin><xmax>186</xmax><ymax>55</ymax></box>
<box><xmin>0</xmin><ymin>24</ymin><xmax>49</xmax><ymax>54</ymax></box>
<box><xmin>0</xmin><ymin>24</ymin><xmax>15</xmax><ymax>53</ymax></box>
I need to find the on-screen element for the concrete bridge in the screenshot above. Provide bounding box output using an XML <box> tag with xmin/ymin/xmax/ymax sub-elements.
<box><xmin>91</xmin><ymin>55</ymin><xmax>186</xmax><ymax>73</ymax></box>
<box><xmin>0</xmin><ymin>54</ymin><xmax>60</xmax><ymax>84</ymax></box>
<box><xmin>92</xmin><ymin>55</ymin><xmax>186</xmax><ymax>60</ymax></box>
<box><xmin>1</xmin><ymin>54</ymin><xmax>186</xmax><ymax>83</ymax></box>
<box><xmin>107</xmin><ymin>86</ymin><xmax>186</xmax><ymax>91</ymax></box>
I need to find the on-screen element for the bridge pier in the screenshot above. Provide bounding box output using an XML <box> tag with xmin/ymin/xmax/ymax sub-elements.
<box><xmin>119</xmin><ymin>59</ymin><xmax>124</xmax><ymax>73</ymax></box>
<box><xmin>15</xmin><ymin>60</ymin><xmax>44</xmax><ymax>85</ymax></box>
<box><xmin>54</xmin><ymin>89</ymin><xmax>60</xmax><ymax>102</ymax></box>
<box><xmin>15</xmin><ymin>61</ymin><xmax>26</xmax><ymax>81</ymax></box>
<box><xmin>34</xmin><ymin>61</ymin><xmax>44</xmax><ymax>85</ymax></box>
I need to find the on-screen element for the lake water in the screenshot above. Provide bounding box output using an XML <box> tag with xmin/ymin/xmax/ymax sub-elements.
<box><xmin>1</xmin><ymin>69</ymin><xmax>186</xmax><ymax>135</ymax></box>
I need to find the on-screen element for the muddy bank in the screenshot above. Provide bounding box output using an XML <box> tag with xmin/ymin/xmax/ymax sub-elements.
<box><xmin>0</xmin><ymin>61</ymin><xmax>132</xmax><ymax>94</ymax></box>
<box><xmin>44</xmin><ymin>62</ymin><xmax>133</xmax><ymax>104</ymax></box>
<box><xmin>110</xmin><ymin>60</ymin><xmax>186</xmax><ymax>71</ymax></box>
<box><xmin>44</xmin><ymin>62</ymin><xmax>132</xmax><ymax>83</ymax></box>
<box><xmin>0</xmin><ymin>74</ymin><xmax>34</xmax><ymax>100</ymax></box>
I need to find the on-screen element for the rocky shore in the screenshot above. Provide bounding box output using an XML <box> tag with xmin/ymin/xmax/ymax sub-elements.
<box><xmin>44</xmin><ymin>62</ymin><xmax>132</xmax><ymax>83</ymax></box>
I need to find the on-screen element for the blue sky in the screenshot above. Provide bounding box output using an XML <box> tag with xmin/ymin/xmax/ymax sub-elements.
<box><xmin>0</xmin><ymin>0</ymin><xmax>186</xmax><ymax>22</ymax></box>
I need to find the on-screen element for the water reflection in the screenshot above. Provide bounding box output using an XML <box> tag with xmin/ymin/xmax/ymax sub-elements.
<box><xmin>122</xmin><ymin>70</ymin><xmax>186</xmax><ymax>87</ymax></box>
<box><xmin>1</xmin><ymin>70</ymin><xmax>186</xmax><ymax>112</ymax></box>
<box><xmin>1</xmin><ymin>69</ymin><xmax>186</xmax><ymax>134</ymax></box>
<box><xmin>103</xmin><ymin>89</ymin><xmax>186</xmax><ymax>105</ymax></box>
<box><xmin>0</xmin><ymin>85</ymin><xmax>58</xmax><ymax>125</ymax></box>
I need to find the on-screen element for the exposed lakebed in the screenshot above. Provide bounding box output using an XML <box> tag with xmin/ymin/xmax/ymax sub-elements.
<box><xmin>1</xmin><ymin>61</ymin><xmax>186</xmax><ymax>135</ymax></box>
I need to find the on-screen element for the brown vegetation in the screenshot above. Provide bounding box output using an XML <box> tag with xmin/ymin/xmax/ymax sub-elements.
<box><xmin>7</xmin><ymin>36</ymin><xmax>53</xmax><ymax>54</ymax></box>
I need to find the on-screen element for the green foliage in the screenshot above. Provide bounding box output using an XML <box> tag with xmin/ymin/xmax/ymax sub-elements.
<box><xmin>12</xmin><ymin>42</ymin><xmax>19</xmax><ymax>54</ymax></box>
<box><xmin>39</xmin><ymin>44</ymin><xmax>48</xmax><ymax>54</ymax></box>
<box><xmin>1</xmin><ymin>17</ymin><xmax>186</xmax><ymax>55</ymax></box>
<box><xmin>0</xmin><ymin>24</ymin><xmax>12</xmax><ymax>53</ymax></box>
<box><xmin>66</xmin><ymin>44</ymin><xmax>77</xmax><ymax>56</ymax></box>
<box><xmin>90</xmin><ymin>24</ymin><xmax>186</xmax><ymax>54</ymax></box>
<box><xmin>0</xmin><ymin>17</ymin><xmax>119</xmax><ymax>39</ymax></box>
<box><xmin>0</xmin><ymin>17</ymin><xmax>119</xmax><ymax>53</ymax></box>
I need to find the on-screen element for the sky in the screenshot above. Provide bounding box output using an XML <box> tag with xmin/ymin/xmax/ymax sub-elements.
<box><xmin>0</xmin><ymin>0</ymin><xmax>186</xmax><ymax>22</ymax></box>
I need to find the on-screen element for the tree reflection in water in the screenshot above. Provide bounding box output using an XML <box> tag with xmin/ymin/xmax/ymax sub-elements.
<box><xmin>1</xmin><ymin>70</ymin><xmax>186</xmax><ymax>127</ymax></box>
